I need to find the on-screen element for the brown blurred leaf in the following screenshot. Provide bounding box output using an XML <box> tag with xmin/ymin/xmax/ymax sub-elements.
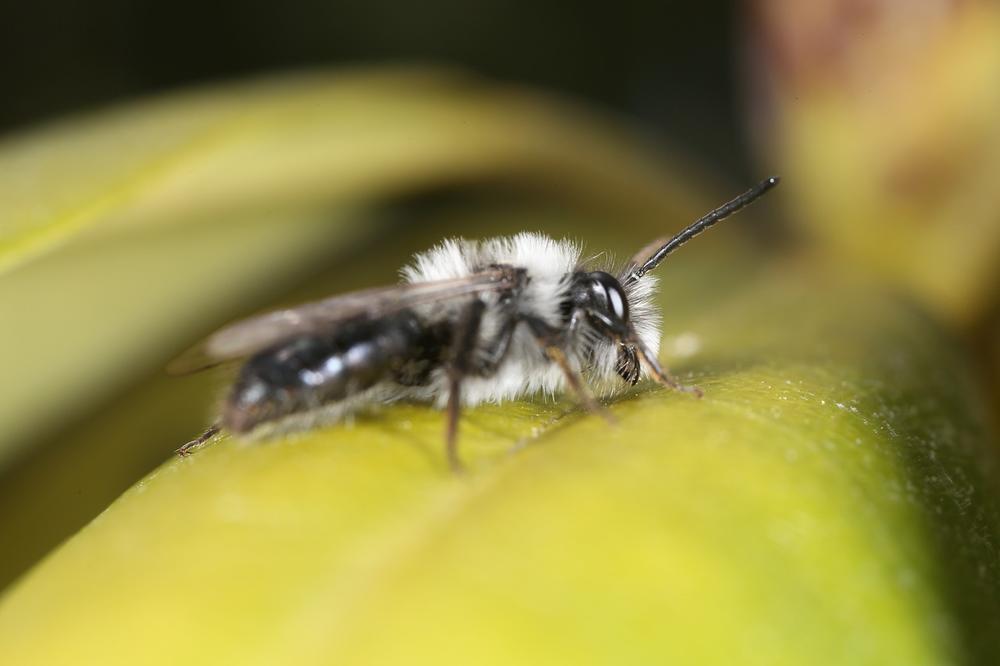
<box><xmin>752</xmin><ymin>0</ymin><xmax>1000</xmax><ymax>326</ymax></box>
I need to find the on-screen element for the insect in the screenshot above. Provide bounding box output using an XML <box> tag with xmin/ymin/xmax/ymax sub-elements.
<box><xmin>172</xmin><ymin>177</ymin><xmax>779</xmax><ymax>469</ymax></box>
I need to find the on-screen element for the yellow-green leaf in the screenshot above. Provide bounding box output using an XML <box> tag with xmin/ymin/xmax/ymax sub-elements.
<box><xmin>1</xmin><ymin>253</ymin><xmax>997</xmax><ymax>665</ymax></box>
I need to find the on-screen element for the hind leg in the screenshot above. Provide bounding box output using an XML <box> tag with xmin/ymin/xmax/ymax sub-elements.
<box><xmin>175</xmin><ymin>423</ymin><xmax>221</xmax><ymax>457</ymax></box>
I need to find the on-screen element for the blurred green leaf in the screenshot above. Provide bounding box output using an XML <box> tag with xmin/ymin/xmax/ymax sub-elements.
<box><xmin>0</xmin><ymin>68</ymin><xmax>707</xmax><ymax>468</ymax></box>
<box><xmin>0</xmin><ymin>68</ymin><xmax>702</xmax><ymax>276</ymax></box>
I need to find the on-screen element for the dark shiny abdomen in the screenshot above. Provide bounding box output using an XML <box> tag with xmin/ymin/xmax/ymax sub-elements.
<box><xmin>223</xmin><ymin>310</ymin><xmax>443</xmax><ymax>433</ymax></box>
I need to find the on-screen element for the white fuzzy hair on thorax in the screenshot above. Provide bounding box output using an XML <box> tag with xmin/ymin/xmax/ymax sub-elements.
<box><xmin>399</xmin><ymin>232</ymin><xmax>662</xmax><ymax>405</ymax></box>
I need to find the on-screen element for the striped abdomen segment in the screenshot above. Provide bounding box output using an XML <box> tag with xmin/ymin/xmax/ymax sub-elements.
<box><xmin>223</xmin><ymin>310</ymin><xmax>442</xmax><ymax>433</ymax></box>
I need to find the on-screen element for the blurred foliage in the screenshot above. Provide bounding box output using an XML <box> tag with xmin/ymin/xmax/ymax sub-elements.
<box><xmin>753</xmin><ymin>0</ymin><xmax>1000</xmax><ymax>327</ymax></box>
<box><xmin>0</xmin><ymin>66</ymin><xmax>999</xmax><ymax>664</ymax></box>
<box><xmin>0</xmin><ymin>69</ymin><xmax>707</xmax><ymax>469</ymax></box>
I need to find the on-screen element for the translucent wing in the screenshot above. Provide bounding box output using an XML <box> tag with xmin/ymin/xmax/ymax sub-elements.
<box><xmin>168</xmin><ymin>269</ymin><xmax>515</xmax><ymax>375</ymax></box>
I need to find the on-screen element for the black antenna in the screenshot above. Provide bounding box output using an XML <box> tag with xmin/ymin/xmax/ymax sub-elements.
<box><xmin>625</xmin><ymin>176</ymin><xmax>780</xmax><ymax>284</ymax></box>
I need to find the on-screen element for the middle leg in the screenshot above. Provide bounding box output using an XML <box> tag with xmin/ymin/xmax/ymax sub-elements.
<box><xmin>444</xmin><ymin>299</ymin><xmax>488</xmax><ymax>471</ymax></box>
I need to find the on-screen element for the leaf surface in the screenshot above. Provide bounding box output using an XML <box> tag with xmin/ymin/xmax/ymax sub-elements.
<box><xmin>1</xmin><ymin>258</ymin><xmax>997</xmax><ymax>665</ymax></box>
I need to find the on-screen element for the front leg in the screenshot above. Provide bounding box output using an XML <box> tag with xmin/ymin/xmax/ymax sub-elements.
<box><xmin>630</xmin><ymin>335</ymin><xmax>703</xmax><ymax>397</ymax></box>
<box><xmin>522</xmin><ymin>314</ymin><xmax>614</xmax><ymax>423</ymax></box>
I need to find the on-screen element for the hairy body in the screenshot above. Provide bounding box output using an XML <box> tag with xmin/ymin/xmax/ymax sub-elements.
<box><xmin>225</xmin><ymin>233</ymin><xmax>660</xmax><ymax>436</ymax></box>
<box><xmin>400</xmin><ymin>233</ymin><xmax>661</xmax><ymax>405</ymax></box>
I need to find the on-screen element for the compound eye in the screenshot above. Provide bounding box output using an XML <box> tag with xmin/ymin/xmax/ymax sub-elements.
<box><xmin>586</xmin><ymin>271</ymin><xmax>629</xmax><ymax>324</ymax></box>
<box><xmin>607</xmin><ymin>283</ymin><xmax>627</xmax><ymax>320</ymax></box>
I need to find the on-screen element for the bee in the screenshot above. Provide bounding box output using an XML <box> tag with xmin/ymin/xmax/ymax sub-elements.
<box><xmin>171</xmin><ymin>177</ymin><xmax>779</xmax><ymax>469</ymax></box>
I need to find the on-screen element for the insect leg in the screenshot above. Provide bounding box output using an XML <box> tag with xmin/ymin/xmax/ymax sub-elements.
<box><xmin>632</xmin><ymin>337</ymin><xmax>703</xmax><ymax>397</ymax></box>
<box><xmin>470</xmin><ymin>314</ymin><xmax>519</xmax><ymax>376</ymax></box>
<box><xmin>445</xmin><ymin>299</ymin><xmax>488</xmax><ymax>471</ymax></box>
<box><xmin>175</xmin><ymin>423</ymin><xmax>221</xmax><ymax>457</ymax></box>
<box><xmin>523</xmin><ymin>315</ymin><xmax>615</xmax><ymax>423</ymax></box>
<box><xmin>466</xmin><ymin>266</ymin><xmax>526</xmax><ymax>378</ymax></box>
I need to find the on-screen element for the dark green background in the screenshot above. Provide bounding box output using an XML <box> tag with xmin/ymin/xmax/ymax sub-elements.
<box><xmin>1</xmin><ymin>1</ymin><xmax>748</xmax><ymax>176</ymax></box>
